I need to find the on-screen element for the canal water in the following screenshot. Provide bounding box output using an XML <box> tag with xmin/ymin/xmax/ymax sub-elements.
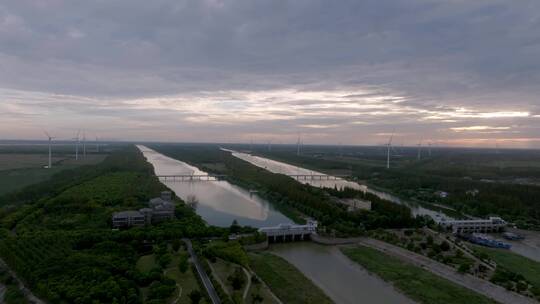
<box><xmin>137</xmin><ymin>145</ymin><xmax>292</xmax><ymax>227</ymax></box>
<box><xmin>229</xmin><ymin>150</ymin><xmax>449</xmax><ymax>221</ymax></box>
<box><xmin>229</xmin><ymin>150</ymin><xmax>540</xmax><ymax>262</ymax></box>
<box><xmin>271</xmin><ymin>242</ymin><xmax>416</xmax><ymax>304</ymax></box>
<box><xmin>140</xmin><ymin>145</ymin><xmax>420</xmax><ymax>304</ymax></box>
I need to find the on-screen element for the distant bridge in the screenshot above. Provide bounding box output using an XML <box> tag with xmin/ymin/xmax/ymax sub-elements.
<box><xmin>155</xmin><ymin>174</ymin><xmax>227</xmax><ymax>182</ymax></box>
<box><xmin>288</xmin><ymin>174</ymin><xmax>350</xmax><ymax>181</ymax></box>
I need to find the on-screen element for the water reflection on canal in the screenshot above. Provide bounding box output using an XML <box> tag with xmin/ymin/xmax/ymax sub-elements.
<box><xmin>271</xmin><ymin>242</ymin><xmax>416</xmax><ymax>304</ymax></box>
<box><xmin>229</xmin><ymin>150</ymin><xmax>449</xmax><ymax>220</ymax></box>
<box><xmin>138</xmin><ymin>145</ymin><xmax>292</xmax><ymax>227</ymax></box>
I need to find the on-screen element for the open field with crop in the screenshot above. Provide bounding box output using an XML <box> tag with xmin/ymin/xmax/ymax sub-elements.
<box><xmin>0</xmin><ymin>154</ymin><xmax>107</xmax><ymax>196</ymax></box>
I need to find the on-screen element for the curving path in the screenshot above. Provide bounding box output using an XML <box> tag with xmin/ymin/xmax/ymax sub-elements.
<box><xmin>0</xmin><ymin>258</ymin><xmax>46</xmax><ymax>304</ymax></box>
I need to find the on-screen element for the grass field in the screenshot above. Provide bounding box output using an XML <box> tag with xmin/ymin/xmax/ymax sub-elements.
<box><xmin>165</xmin><ymin>250</ymin><xmax>201</xmax><ymax>304</ymax></box>
<box><xmin>472</xmin><ymin>245</ymin><xmax>540</xmax><ymax>295</ymax></box>
<box><xmin>136</xmin><ymin>254</ymin><xmax>157</xmax><ymax>273</ymax></box>
<box><xmin>0</xmin><ymin>154</ymin><xmax>107</xmax><ymax>196</ymax></box>
<box><xmin>248</xmin><ymin>252</ymin><xmax>333</xmax><ymax>304</ymax></box>
<box><xmin>341</xmin><ymin>245</ymin><xmax>497</xmax><ymax>304</ymax></box>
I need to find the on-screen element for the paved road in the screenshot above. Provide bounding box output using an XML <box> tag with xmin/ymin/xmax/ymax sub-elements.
<box><xmin>183</xmin><ymin>239</ymin><xmax>221</xmax><ymax>304</ymax></box>
<box><xmin>0</xmin><ymin>284</ymin><xmax>6</xmax><ymax>303</ymax></box>
<box><xmin>0</xmin><ymin>258</ymin><xmax>45</xmax><ymax>304</ymax></box>
<box><xmin>357</xmin><ymin>238</ymin><xmax>538</xmax><ymax>304</ymax></box>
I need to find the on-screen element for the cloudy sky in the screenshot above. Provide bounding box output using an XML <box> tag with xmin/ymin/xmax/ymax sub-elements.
<box><xmin>1</xmin><ymin>0</ymin><xmax>539</xmax><ymax>148</ymax></box>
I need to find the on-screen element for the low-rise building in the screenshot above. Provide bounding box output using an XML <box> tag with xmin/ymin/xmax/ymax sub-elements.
<box><xmin>112</xmin><ymin>210</ymin><xmax>146</xmax><ymax>228</ymax></box>
<box><xmin>112</xmin><ymin>191</ymin><xmax>175</xmax><ymax>228</ymax></box>
<box><xmin>149</xmin><ymin>197</ymin><xmax>175</xmax><ymax>223</ymax></box>
<box><xmin>441</xmin><ymin>217</ymin><xmax>507</xmax><ymax>234</ymax></box>
<box><xmin>259</xmin><ymin>220</ymin><xmax>318</xmax><ymax>242</ymax></box>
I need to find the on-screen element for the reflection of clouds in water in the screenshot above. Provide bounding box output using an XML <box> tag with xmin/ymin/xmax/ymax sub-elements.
<box><xmin>233</xmin><ymin>152</ymin><xmax>365</xmax><ymax>191</ymax></box>
<box><xmin>163</xmin><ymin>180</ymin><xmax>269</xmax><ymax>221</ymax></box>
<box><xmin>138</xmin><ymin>145</ymin><xmax>269</xmax><ymax>221</ymax></box>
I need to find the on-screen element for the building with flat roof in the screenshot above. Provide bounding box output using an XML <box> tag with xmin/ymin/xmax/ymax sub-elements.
<box><xmin>441</xmin><ymin>217</ymin><xmax>506</xmax><ymax>234</ymax></box>
<box><xmin>112</xmin><ymin>210</ymin><xmax>146</xmax><ymax>228</ymax></box>
<box><xmin>112</xmin><ymin>191</ymin><xmax>176</xmax><ymax>228</ymax></box>
<box><xmin>259</xmin><ymin>220</ymin><xmax>318</xmax><ymax>242</ymax></box>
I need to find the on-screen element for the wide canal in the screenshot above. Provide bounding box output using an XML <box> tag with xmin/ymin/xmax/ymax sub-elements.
<box><xmin>138</xmin><ymin>145</ymin><xmax>291</xmax><ymax>227</ymax></box>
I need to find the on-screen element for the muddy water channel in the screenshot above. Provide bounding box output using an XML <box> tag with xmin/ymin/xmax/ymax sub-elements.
<box><xmin>271</xmin><ymin>243</ymin><xmax>416</xmax><ymax>304</ymax></box>
<box><xmin>138</xmin><ymin>145</ymin><xmax>291</xmax><ymax>227</ymax></box>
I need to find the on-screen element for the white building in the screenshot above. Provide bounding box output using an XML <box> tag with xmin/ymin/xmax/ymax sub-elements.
<box><xmin>441</xmin><ymin>217</ymin><xmax>506</xmax><ymax>234</ymax></box>
<box><xmin>259</xmin><ymin>220</ymin><xmax>318</xmax><ymax>242</ymax></box>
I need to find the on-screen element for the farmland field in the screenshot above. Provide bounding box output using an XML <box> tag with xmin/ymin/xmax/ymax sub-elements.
<box><xmin>0</xmin><ymin>152</ymin><xmax>107</xmax><ymax>196</ymax></box>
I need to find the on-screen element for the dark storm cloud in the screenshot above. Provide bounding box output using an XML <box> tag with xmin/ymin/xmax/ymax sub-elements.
<box><xmin>0</xmin><ymin>0</ymin><xmax>539</xmax><ymax>147</ymax></box>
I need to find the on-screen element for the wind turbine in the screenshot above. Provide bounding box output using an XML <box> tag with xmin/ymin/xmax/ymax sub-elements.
<box><xmin>44</xmin><ymin>131</ymin><xmax>55</xmax><ymax>169</ymax></box>
<box><xmin>83</xmin><ymin>131</ymin><xmax>87</xmax><ymax>158</ymax></box>
<box><xmin>95</xmin><ymin>136</ymin><xmax>99</xmax><ymax>153</ymax></box>
<box><xmin>417</xmin><ymin>140</ymin><xmax>423</xmax><ymax>160</ymax></box>
<box><xmin>72</xmin><ymin>130</ymin><xmax>81</xmax><ymax>160</ymax></box>
<box><xmin>386</xmin><ymin>129</ymin><xmax>395</xmax><ymax>169</ymax></box>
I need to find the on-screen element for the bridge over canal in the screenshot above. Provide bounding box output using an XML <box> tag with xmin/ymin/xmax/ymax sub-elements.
<box><xmin>155</xmin><ymin>174</ymin><xmax>227</xmax><ymax>182</ymax></box>
<box><xmin>259</xmin><ymin>220</ymin><xmax>318</xmax><ymax>242</ymax></box>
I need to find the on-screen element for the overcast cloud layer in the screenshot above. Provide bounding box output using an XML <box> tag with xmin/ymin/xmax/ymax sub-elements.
<box><xmin>1</xmin><ymin>0</ymin><xmax>539</xmax><ymax>147</ymax></box>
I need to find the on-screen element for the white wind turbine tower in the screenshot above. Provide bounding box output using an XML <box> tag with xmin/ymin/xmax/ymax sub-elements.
<box><xmin>72</xmin><ymin>130</ymin><xmax>81</xmax><ymax>160</ymax></box>
<box><xmin>417</xmin><ymin>140</ymin><xmax>423</xmax><ymax>160</ymax></box>
<box><xmin>83</xmin><ymin>131</ymin><xmax>87</xmax><ymax>158</ymax></box>
<box><xmin>386</xmin><ymin>130</ymin><xmax>395</xmax><ymax>169</ymax></box>
<box><xmin>44</xmin><ymin>131</ymin><xmax>55</xmax><ymax>169</ymax></box>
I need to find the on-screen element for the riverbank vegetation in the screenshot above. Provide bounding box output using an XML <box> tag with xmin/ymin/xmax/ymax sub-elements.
<box><xmin>243</xmin><ymin>145</ymin><xmax>540</xmax><ymax>230</ymax></box>
<box><xmin>248</xmin><ymin>252</ymin><xmax>333</xmax><ymax>304</ymax></box>
<box><xmin>0</xmin><ymin>145</ymin><xmax>224</xmax><ymax>303</ymax></box>
<box><xmin>341</xmin><ymin>245</ymin><xmax>497</xmax><ymax>304</ymax></box>
<box><xmin>472</xmin><ymin>245</ymin><xmax>540</xmax><ymax>299</ymax></box>
<box><xmin>369</xmin><ymin>228</ymin><xmax>493</xmax><ymax>278</ymax></box>
<box><xmin>150</xmin><ymin>144</ymin><xmax>430</xmax><ymax>236</ymax></box>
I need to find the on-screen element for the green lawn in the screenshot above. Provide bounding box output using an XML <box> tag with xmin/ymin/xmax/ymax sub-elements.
<box><xmin>136</xmin><ymin>254</ymin><xmax>157</xmax><ymax>273</ymax></box>
<box><xmin>245</xmin><ymin>278</ymin><xmax>280</xmax><ymax>304</ymax></box>
<box><xmin>472</xmin><ymin>245</ymin><xmax>540</xmax><ymax>294</ymax></box>
<box><xmin>164</xmin><ymin>250</ymin><xmax>201</xmax><ymax>304</ymax></box>
<box><xmin>248</xmin><ymin>252</ymin><xmax>333</xmax><ymax>304</ymax></box>
<box><xmin>341</xmin><ymin>245</ymin><xmax>497</xmax><ymax>304</ymax></box>
<box><xmin>210</xmin><ymin>259</ymin><xmax>236</xmax><ymax>295</ymax></box>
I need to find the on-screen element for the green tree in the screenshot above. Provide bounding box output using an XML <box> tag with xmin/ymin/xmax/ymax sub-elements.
<box><xmin>189</xmin><ymin>290</ymin><xmax>202</xmax><ymax>304</ymax></box>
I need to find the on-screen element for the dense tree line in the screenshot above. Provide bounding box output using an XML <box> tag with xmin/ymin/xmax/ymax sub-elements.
<box><xmin>252</xmin><ymin>148</ymin><xmax>540</xmax><ymax>230</ymax></box>
<box><xmin>151</xmin><ymin>144</ymin><xmax>427</xmax><ymax>236</ymax></box>
<box><xmin>0</xmin><ymin>146</ymin><xmax>225</xmax><ymax>303</ymax></box>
